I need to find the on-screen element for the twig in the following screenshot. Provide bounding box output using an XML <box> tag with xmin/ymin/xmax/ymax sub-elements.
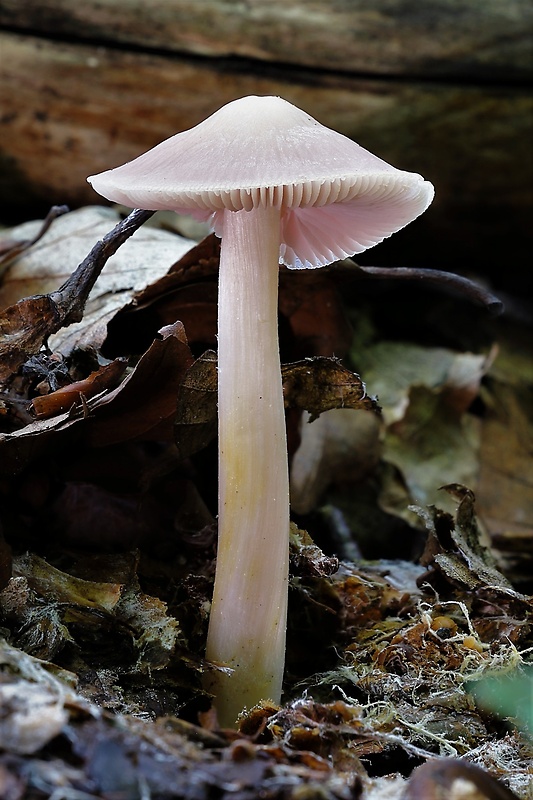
<box><xmin>351</xmin><ymin>263</ymin><xmax>504</xmax><ymax>316</ymax></box>
<box><xmin>0</xmin><ymin>208</ymin><xmax>154</xmax><ymax>384</ymax></box>
<box><xmin>0</xmin><ymin>205</ymin><xmax>70</xmax><ymax>270</ymax></box>
<box><xmin>50</xmin><ymin>208</ymin><xmax>155</xmax><ymax>326</ymax></box>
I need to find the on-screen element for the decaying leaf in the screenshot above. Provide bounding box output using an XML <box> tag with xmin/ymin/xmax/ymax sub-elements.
<box><xmin>175</xmin><ymin>355</ymin><xmax>379</xmax><ymax>461</ymax></box>
<box><xmin>0</xmin><ymin>208</ymin><xmax>165</xmax><ymax>381</ymax></box>
<box><xmin>106</xmin><ymin>237</ymin><xmax>352</xmax><ymax>361</ymax></box>
<box><xmin>353</xmin><ymin>341</ymin><xmax>492</xmax><ymax>516</ymax></box>
<box><xmin>283</xmin><ymin>357</ymin><xmax>379</xmax><ymax>421</ymax></box>
<box><xmin>104</xmin><ymin>233</ymin><xmax>221</xmax><ymax>356</ymax></box>
<box><xmin>0</xmin><ymin>321</ymin><xmax>194</xmax><ymax>473</ymax></box>
<box><xmin>115</xmin><ymin>575</ymin><xmax>185</xmax><ymax>674</ymax></box>
<box><xmin>31</xmin><ymin>358</ymin><xmax>128</xmax><ymax>418</ymax></box>
<box><xmin>175</xmin><ymin>350</ymin><xmax>218</xmax><ymax>459</ymax></box>
<box><xmin>2</xmin><ymin>549</ymin><xmax>194</xmax><ymax>702</ymax></box>
<box><xmin>88</xmin><ymin>320</ymin><xmax>194</xmax><ymax>445</ymax></box>
<box><xmin>13</xmin><ymin>553</ymin><xmax>123</xmax><ymax>611</ymax></box>
<box><xmin>0</xmin><ymin>207</ymin><xmax>196</xmax><ymax>362</ymax></box>
<box><xmin>290</xmin><ymin>408</ymin><xmax>382</xmax><ymax>515</ymax></box>
<box><xmin>415</xmin><ymin>487</ymin><xmax>527</xmax><ymax>598</ymax></box>
<box><xmin>0</xmin><ymin>295</ymin><xmax>65</xmax><ymax>385</ymax></box>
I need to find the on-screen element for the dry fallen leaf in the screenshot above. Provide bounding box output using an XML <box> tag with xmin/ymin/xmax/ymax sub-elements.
<box><xmin>0</xmin><ymin>206</ymin><xmax>196</xmax><ymax>359</ymax></box>
<box><xmin>31</xmin><ymin>358</ymin><xmax>128</xmax><ymax>418</ymax></box>
<box><xmin>477</xmin><ymin>354</ymin><xmax>533</xmax><ymax>539</ymax></box>
<box><xmin>354</xmin><ymin>341</ymin><xmax>492</xmax><ymax>514</ymax></box>
<box><xmin>290</xmin><ymin>409</ymin><xmax>381</xmax><ymax>515</ymax></box>
<box><xmin>88</xmin><ymin>320</ymin><xmax>194</xmax><ymax>445</ymax></box>
<box><xmin>0</xmin><ymin>321</ymin><xmax>194</xmax><ymax>473</ymax></box>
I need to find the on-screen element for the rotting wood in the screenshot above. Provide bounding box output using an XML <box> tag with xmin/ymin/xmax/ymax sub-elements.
<box><xmin>0</xmin><ymin>0</ymin><xmax>531</xmax><ymax>80</ymax></box>
<box><xmin>1</xmin><ymin>32</ymin><xmax>532</xmax><ymax>276</ymax></box>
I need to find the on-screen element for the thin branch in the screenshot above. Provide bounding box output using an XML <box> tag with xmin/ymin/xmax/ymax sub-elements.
<box><xmin>51</xmin><ymin>208</ymin><xmax>155</xmax><ymax>325</ymax></box>
<box><xmin>351</xmin><ymin>263</ymin><xmax>504</xmax><ymax>316</ymax></box>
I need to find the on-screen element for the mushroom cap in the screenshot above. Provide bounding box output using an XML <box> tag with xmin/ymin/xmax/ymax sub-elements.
<box><xmin>88</xmin><ymin>95</ymin><xmax>434</xmax><ymax>268</ymax></box>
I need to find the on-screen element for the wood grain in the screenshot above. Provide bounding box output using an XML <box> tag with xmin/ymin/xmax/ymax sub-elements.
<box><xmin>0</xmin><ymin>0</ymin><xmax>531</xmax><ymax>79</ymax></box>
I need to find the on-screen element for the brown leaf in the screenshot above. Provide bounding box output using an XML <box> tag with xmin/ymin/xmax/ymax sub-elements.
<box><xmin>174</xmin><ymin>355</ymin><xmax>379</xmax><ymax>460</ymax></box>
<box><xmin>279</xmin><ymin>267</ymin><xmax>353</xmax><ymax>358</ymax></box>
<box><xmin>13</xmin><ymin>553</ymin><xmax>123</xmax><ymax>611</ymax></box>
<box><xmin>106</xmin><ymin>236</ymin><xmax>352</xmax><ymax>362</ymax></box>
<box><xmin>104</xmin><ymin>233</ymin><xmax>220</xmax><ymax>356</ymax></box>
<box><xmin>0</xmin><ymin>208</ymin><xmax>155</xmax><ymax>383</ymax></box>
<box><xmin>88</xmin><ymin>321</ymin><xmax>194</xmax><ymax>446</ymax></box>
<box><xmin>31</xmin><ymin>358</ymin><xmax>127</xmax><ymax>418</ymax></box>
<box><xmin>282</xmin><ymin>357</ymin><xmax>379</xmax><ymax>421</ymax></box>
<box><xmin>175</xmin><ymin>350</ymin><xmax>218</xmax><ymax>459</ymax></box>
<box><xmin>0</xmin><ymin>323</ymin><xmax>194</xmax><ymax>474</ymax></box>
<box><xmin>0</xmin><ymin>295</ymin><xmax>61</xmax><ymax>384</ymax></box>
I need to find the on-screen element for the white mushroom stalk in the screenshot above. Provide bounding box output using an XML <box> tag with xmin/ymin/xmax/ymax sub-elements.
<box><xmin>209</xmin><ymin>205</ymin><xmax>288</xmax><ymax>722</ymax></box>
<box><xmin>87</xmin><ymin>95</ymin><xmax>434</xmax><ymax>727</ymax></box>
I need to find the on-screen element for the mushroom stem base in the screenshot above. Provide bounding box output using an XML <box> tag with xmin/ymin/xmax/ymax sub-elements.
<box><xmin>205</xmin><ymin>205</ymin><xmax>289</xmax><ymax>727</ymax></box>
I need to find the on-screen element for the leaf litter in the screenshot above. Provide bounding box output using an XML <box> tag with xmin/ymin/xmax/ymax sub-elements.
<box><xmin>0</xmin><ymin>207</ymin><xmax>531</xmax><ymax>799</ymax></box>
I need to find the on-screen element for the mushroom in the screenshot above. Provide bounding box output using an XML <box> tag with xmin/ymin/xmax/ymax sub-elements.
<box><xmin>88</xmin><ymin>95</ymin><xmax>434</xmax><ymax>726</ymax></box>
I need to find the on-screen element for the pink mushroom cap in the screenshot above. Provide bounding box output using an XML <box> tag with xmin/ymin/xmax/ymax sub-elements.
<box><xmin>88</xmin><ymin>95</ymin><xmax>434</xmax><ymax>268</ymax></box>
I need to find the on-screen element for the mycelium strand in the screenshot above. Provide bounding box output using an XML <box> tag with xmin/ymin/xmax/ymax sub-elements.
<box><xmin>204</xmin><ymin>204</ymin><xmax>289</xmax><ymax>727</ymax></box>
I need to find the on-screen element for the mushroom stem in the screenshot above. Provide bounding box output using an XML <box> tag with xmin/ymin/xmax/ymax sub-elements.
<box><xmin>205</xmin><ymin>204</ymin><xmax>289</xmax><ymax>727</ymax></box>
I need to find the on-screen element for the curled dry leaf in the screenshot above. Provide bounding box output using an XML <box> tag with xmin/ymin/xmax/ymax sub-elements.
<box><xmin>175</xmin><ymin>354</ymin><xmax>379</xmax><ymax>460</ymax></box>
<box><xmin>13</xmin><ymin>553</ymin><xmax>123</xmax><ymax>612</ymax></box>
<box><xmin>88</xmin><ymin>320</ymin><xmax>194</xmax><ymax>446</ymax></box>
<box><xmin>0</xmin><ymin>207</ymin><xmax>196</xmax><ymax>380</ymax></box>
<box><xmin>105</xmin><ymin>234</ymin><xmax>352</xmax><ymax>361</ymax></box>
<box><xmin>416</xmin><ymin>487</ymin><xmax>527</xmax><ymax>598</ymax></box>
<box><xmin>31</xmin><ymin>358</ymin><xmax>128</xmax><ymax>418</ymax></box>
<box><xmin>104</xmin><ymin>233</ymin><xmax>221</xmax><ymax>355</ymax></box>
<box><xmin>0</xmin><ymin>321</ymin><xmax>194</xmax><ymax>474</ymax></box>
<box><xmin>282</xmin><ymin>357</ymin><xmax>379</xmax><ymax>421</ymax></box>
